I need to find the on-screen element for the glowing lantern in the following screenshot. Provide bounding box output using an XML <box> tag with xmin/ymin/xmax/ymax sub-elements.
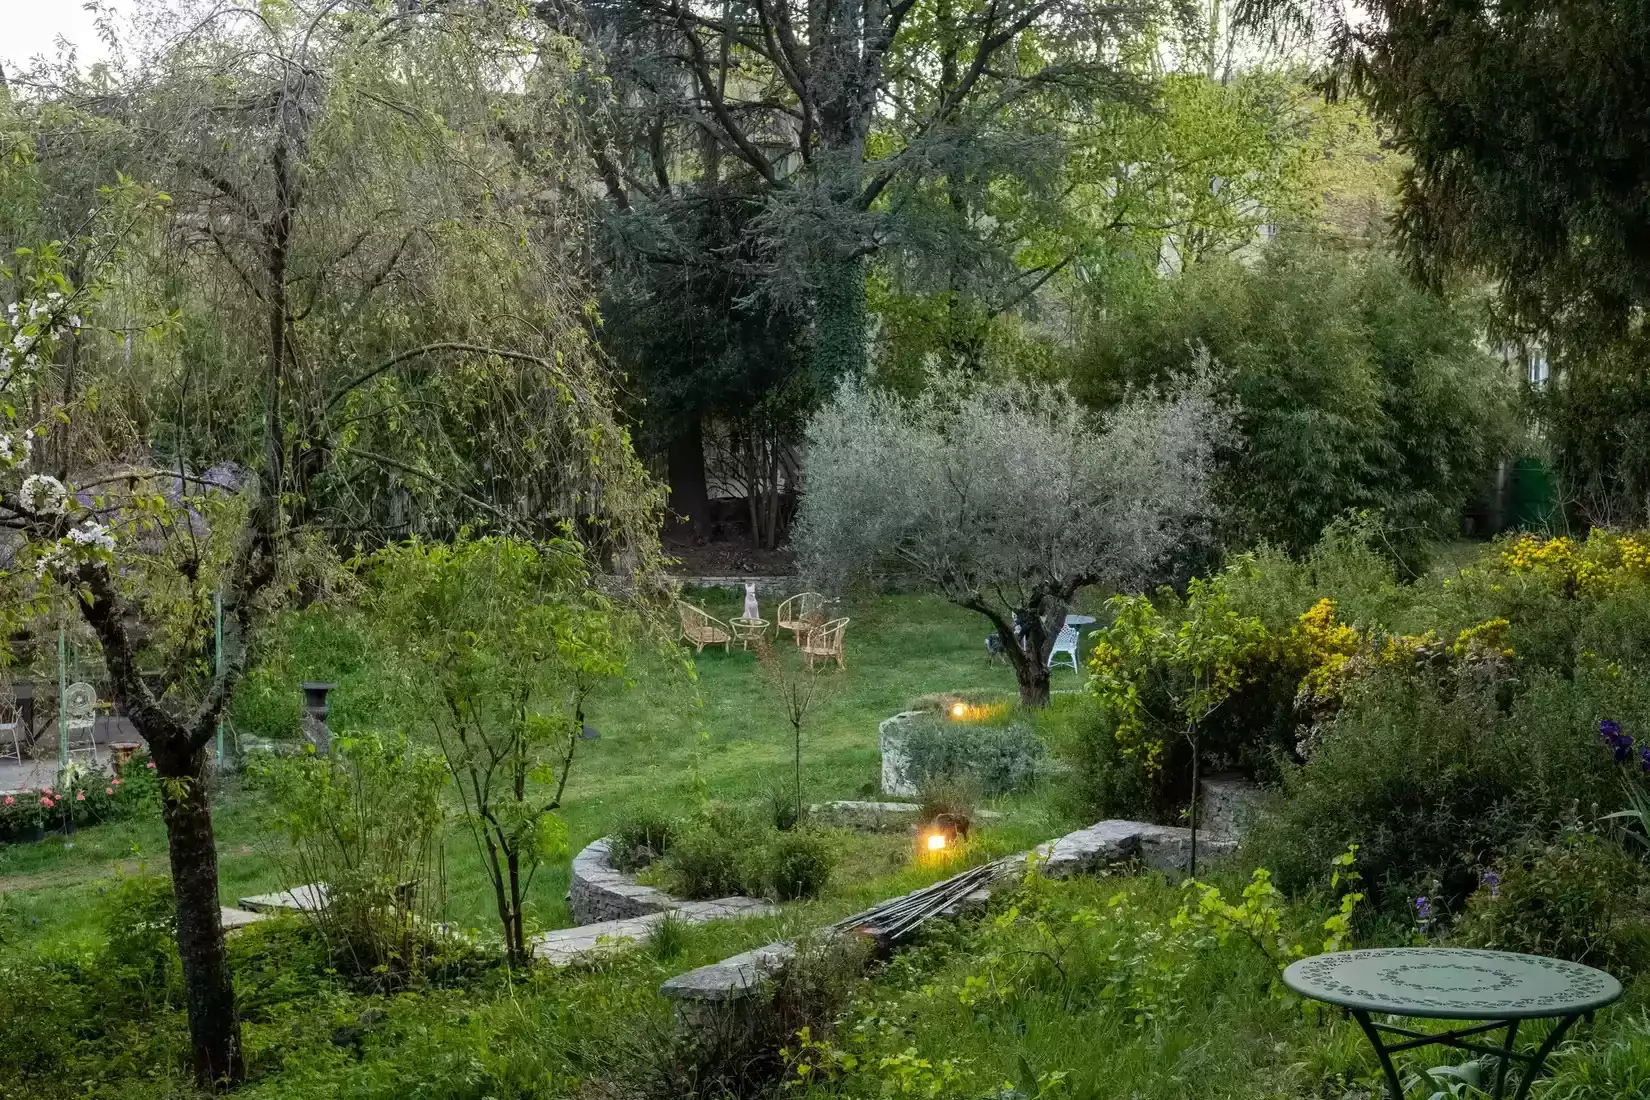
<box><xmin>926</xmin><ymin>832</ymin><xmax>948</xmax><ymax>852</ymax></box>
<box><xmin>949</xmin><ymin>701</ymin><xmax>967</xmax><ymax>719</ymax></box>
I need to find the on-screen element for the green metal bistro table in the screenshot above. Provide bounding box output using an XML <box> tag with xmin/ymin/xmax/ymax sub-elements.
<box><xmin>1282</xmin><ymin>948</ymin><xmax>1621</xmax><ymax>1100</ymax></box>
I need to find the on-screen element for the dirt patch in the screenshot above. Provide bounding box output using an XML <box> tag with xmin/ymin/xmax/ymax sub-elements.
<box><xmin>0</xmin><ymin>858</ymin><xmax>144</xmax><ymax>894</ymax></box>
<box><xmin>665</xmin><ymin>536</ymin><xmax>795</xmax><ymax>577</ymax></box>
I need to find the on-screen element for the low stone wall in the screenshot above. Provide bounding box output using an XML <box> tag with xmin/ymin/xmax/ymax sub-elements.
<box><xmin>660</xmin><ymin>817</ymin><xmax>1237</xmax><ymax>1012</ymax></box>
<box><xmin>569</xmin><ymin>838</ymin><xmax>682</xmax><ymax>925</ymax></box>
<box><xmin>671</xmin><ymin>575</ymin><xmax>800</xmax><ymax>595</ymax></box>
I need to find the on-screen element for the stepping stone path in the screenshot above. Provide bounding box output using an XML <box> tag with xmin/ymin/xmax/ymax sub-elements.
<box><xmin>239</xmin><ymin>883</ymin><xmax>331</xmax><ymax>913</ymax></box>
<box><xmin>532</xmin><ymin>897</ymin><xmax>777</xmax><ymax>967</ymax></box>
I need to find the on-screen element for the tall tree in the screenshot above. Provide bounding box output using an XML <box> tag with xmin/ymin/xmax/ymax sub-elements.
<box><xmin>3</xmin><ymin>2</ymin><xmax>659</xmax><ymax>1083</ymax></box>
<box><xmin>552</xmin><ymin>0</ymin><xmax>1170</xmax><ymax>503</ymax></box>
<box><xmin>1241</xmin><ymin>0</ymin><xmax>1650</xmax><ymax>520</ymax></box>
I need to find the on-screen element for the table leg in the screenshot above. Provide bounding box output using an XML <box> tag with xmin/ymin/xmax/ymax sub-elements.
<box><xmin>1511</xmin><ymin>1014</ymin><xmax>1580</xmax><ymax>1100</ymax></box>
<box><xmin>1352</xmin><ymin>1010</ymin><xmax>1408</xmax><ymax>1100</ymax></box>
<box><xmin>1491</xmin><ymin>1019</ymin><xmax>1519</xmax><ymax>1100</ymax></box>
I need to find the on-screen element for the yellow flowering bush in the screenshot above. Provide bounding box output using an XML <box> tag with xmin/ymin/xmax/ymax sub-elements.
<box><xmin>1088</xmin><ymin>578</ymin><xmax>1268</xmax><ymax>771</ymax></box>
<box><xmin>1499</xmin><ymin>530</ymin><xmax>1650</xmax><ymax>597</ymax></box>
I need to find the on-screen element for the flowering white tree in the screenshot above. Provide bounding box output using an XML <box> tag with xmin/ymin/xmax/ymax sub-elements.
<box><xmin>795</xmin><ymin>366</ymin><xmax>1231</xmax><ymax>706</ymax></box>
<box><xmin>1</xmin><ymin>3</ymin><xmax>664</xmax><ymax>1084</ymax></box>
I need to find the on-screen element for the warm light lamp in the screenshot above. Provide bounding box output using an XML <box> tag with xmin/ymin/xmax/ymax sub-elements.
<box><xmin>926</xmin><ymin>832</ymin><xmax>948</xmax><ymax>852</ymax></box>
<box><xmin>949</xmin><ymin>701</ymin><xmax>967</xmax><ymax>719</ymax></box>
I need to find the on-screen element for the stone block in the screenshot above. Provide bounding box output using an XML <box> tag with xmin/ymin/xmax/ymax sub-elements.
<box><xmin>879</xmin><ymin>713</ymin><xmax>923</xmax><ymax>796</ymax></box>
<box><xmin>1035</xmin><ymin>819</ymin><xmax>1147</xmax><ymax>878</ymax></box>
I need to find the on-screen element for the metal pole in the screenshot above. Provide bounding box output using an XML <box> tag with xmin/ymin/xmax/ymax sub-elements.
<box><xmin>214</xmin><ymin>591</ymin><xmax>225</xmax><ymax>764</ymax></box>
<box><xmin>57</xmin><ymin>622</ymin><xmax>68</xmax><ymax>769</ymax></box>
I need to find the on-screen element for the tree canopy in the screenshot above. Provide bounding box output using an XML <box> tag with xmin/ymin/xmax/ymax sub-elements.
<box><xmin>796</xmin><ymin>366</ymin><xmax>1229</xmax><ymax>705</ymax></box>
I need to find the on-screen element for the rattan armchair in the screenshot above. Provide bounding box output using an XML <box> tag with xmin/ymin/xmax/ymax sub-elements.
<box><xmin>777</xmin><ymin>592</ymin><xmax>827</xmax><ymax>646</ymax></box>
<box><xmin>677</xmin><ymin>601</ymin><xmax>733</xmax><ymax>654</ymax></box>
<box><xmin>801</xmin><ymin>617</ymin><xmax>850</xmax><ymax>669</ymax></box>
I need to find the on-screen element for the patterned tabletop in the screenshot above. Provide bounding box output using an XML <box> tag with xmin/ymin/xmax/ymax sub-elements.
<box><xmin>1283</xmin><ymin>948</ymin><xmax>1622</xmax><ymax>1020</ymax></box>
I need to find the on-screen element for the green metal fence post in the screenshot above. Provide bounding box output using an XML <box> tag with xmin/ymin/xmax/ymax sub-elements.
<box><xmin>57</xmin><ymin>623</ymin><xmax>67</xmax><ymax>769</ymax></box>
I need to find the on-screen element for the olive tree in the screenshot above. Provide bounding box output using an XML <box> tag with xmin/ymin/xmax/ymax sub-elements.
<box><xmin>795</xmin><ymin>368</ymin><xmax>1229</xmax><ymax>706</ymax></box>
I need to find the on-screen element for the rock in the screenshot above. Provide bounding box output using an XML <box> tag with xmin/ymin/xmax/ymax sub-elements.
<box><xmin>809</xmin><ymin>800</ymin><xmax>1005</xmax><ymax>831</ymax></box>
<box><xmin>659</xmin><ymin>941</ymin><xmax>798</xmax><ymax>1002</ymax></box>
<box><xmin>1035</xmin><ymin>819</ymin><xmax>1148</xmax><ymax>878</ymax></box>
<box><xmin>1198</xmin><ymin>773</ymin><xmax>1264</xmax><ymax>840</ymax></box>
<box><xmin>533</xmin><ymin>897</ymin><xmax>778</xmax><ymax>967</ymax></box>
<box><xmin>219</xmin><ymin>906</ymin><xmax>267</xmax><ymax>931</ymax></box>
<box><xmin>879</xmin><ymin>712</ymin><xmax>924</xmax><ymax>796</ymax></box>
<box><xmin>1135</xmin><ymin>824</ymin><xmax>1238</xmax><ymax>875</ymax></box>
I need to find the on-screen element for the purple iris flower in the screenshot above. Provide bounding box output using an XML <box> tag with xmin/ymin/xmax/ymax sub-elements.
<box><xmin>1483</xmin><ymin>871</ymin><xmax>1500</xmax><ymax>899</ymax></box>
<box><xmin>1601</xmin><ymin>719</ymin><xmax>1635</xmax><ymax>762</ymax></box>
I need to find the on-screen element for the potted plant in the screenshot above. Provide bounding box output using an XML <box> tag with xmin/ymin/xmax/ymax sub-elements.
<box><xmin>0</xmin><ymin>788</ymin><xmax>51</xmax><ymax>843</ymax></box>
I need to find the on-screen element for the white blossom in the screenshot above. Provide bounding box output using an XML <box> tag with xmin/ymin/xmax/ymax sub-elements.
<box><xmin>20</xmin><ymin>474</ymin><xmax>69</xmax><ymax>516</ymax></box>
<box><xmin>67</xmin><ymin>521</ymin><xmax>115</xmax><ymax>553</ymax></box>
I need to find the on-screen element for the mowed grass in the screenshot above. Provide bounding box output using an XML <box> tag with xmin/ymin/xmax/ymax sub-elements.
<box><xmin>0</xmin><ymin>591</ymin><xmax>1098</xmax><ymax>950</ymax></box>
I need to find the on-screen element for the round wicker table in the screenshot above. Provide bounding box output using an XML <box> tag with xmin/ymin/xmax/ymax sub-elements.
<box><xmin>1283</xmin><ymin>948</ymin><xmax>1621</xmax><ymax>1099</ymax></box>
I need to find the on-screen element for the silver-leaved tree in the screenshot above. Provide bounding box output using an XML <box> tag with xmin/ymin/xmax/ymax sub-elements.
<box><xmin>795</xmin><ymin>367</ymin><xmax>1230</xmax><ymax>706</ymax></box>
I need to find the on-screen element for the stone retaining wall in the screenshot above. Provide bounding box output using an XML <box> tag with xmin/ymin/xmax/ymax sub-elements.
<box><xmin>660</xmin><ymin>817</ymin><xmax>1237</xmax><ymax>1012</ymax></box>
<box><xmin>569</xmin><ymin>838</ymin><xmax>681</xmax><ymax>925</ymax></box>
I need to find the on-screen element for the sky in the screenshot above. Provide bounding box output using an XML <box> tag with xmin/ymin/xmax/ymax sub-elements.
<box><xmin>0</xmin><ymin>1</ymin><xmax>118</xmax><ymax>73</ymax></box>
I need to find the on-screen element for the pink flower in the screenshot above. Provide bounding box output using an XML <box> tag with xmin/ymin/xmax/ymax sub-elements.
<box><xmin>76</xmin><ymin>792</ymin><xmax>85</xmax><ymax>801</ymax></box>
<box><xmin>111</xmin><ymin>778</ymin><xmax>121</xmax><ymax>786</ymax></box>
<box><xmin>105</xmin><ymin>787</ymin><xmax>113</xmax><ymax>796</ymax></box>
<box><xmin>40</xmin><ymin>797</ymin><xmax>53</xmax><ymax>808</ymax></box>
<box><xmin>146</xmin><ymin>761</ymin><xmax>156</xmax><ymax>770</ymax></box>
<box><xmin>3</xmin><ymin>796</ymin><xmax>12</xmax><ymax>805</ymax></box>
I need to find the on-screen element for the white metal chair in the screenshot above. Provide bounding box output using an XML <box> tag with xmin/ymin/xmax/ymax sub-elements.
<box><xmin>64</xmin><ymin>681</ymin><xmax>99</xmax><ymax>762</ymax></box>
<box><xmin>1048</xmin><ymin>624</ymin><xmax>1081</xmax><ymax>672</ymax></box>
<box><xmin>0</xmin><ymin>684</ymin><xmax>21</xmax><ymax>764</ymax></box>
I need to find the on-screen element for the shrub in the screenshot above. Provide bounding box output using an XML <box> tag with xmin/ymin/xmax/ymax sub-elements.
<box><xmin>1454</xmin><ymin>835</ymin><xmax>1650</xmax><ymax>975</ymax></box>
<box><xmin>1246</xmin><ymin>664</ymin><xmax>1629</xmax><ymax>912</ymax></box>
<box><xmin>917</xmin><ymin>776</ymin><xmax>981</xmax><ymax>830</ymax></box>
<box><xmin>255</xmin><ymin>732</ymin><xmax>450</xmax><ymax>984</ymax></box>
<box><xmin>659</xmin><ymin>805</ymin><xmax>765</xmax><ymax>899</ymax></box>
<box><xmin>763</xmin><ymin>830</ymin><xmax>835</xmax><ymax>901</ymax></box>
<box><xmin>902</xmin><ymin>715</ymin><xmax>1046</xmax><ymax>796</ymax></box>
<box><xmin>98</xmin><ymin>873</ymin><xmax>182</xmax><ymax>1009</ymax></box>
<box><xmin>609</xmin><ymin>810</ymin><xmax>679</xmax><ymax>872</ymax></box>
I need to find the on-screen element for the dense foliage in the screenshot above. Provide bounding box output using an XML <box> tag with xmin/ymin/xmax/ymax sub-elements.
<box><xmin>1074</xmin><ymin>237</ymin><xmax>1517</xmax><ymax>560</ymax></box>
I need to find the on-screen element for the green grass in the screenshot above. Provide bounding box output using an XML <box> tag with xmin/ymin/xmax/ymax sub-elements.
<box><xmin>0</xmin><ymin>593</ymin><xmax>1091</xmax><ymax>948</ymax></box>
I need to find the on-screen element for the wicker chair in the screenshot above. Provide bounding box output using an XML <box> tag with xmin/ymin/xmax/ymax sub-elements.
<box><xmin>677</xmin><ymin>601</ymin><xmax>733</xmax><ymax>654</ymax></box>
<box><xmin>777</xmin><ymin>592</ymin><xmax>827</xmax><ymax>646</ymax></box>
<box><xmin>801</xmin><ymin>617</ymin><xmax>850</xmax><ymax>669</ymax></box>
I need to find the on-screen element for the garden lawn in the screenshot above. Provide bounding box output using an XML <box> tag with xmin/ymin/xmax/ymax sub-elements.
<box><xmin>0</xmin><ymin>592</ymin><xmax>1098</xmax><ymax>950</ymax></box>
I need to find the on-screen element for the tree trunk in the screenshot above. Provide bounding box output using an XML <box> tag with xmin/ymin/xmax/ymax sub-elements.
<box><xmin>1014</xmin><ymin>659</ymin><xmax>1051</xmax><ymax>708</ymax></box>
<box><xmin>666</xmin><ymin>418</ymin><xmax>711</xmax><ymax>540</ymax></box>
<box><xmin>813</xmin><ymin>255</ymin><xmax>868</xmax><ymax>382</ymax></box>
<box><xmin>156</xmin><ymin>742</ymin><xmax>244</xmax><ymax>1086</ymax></box>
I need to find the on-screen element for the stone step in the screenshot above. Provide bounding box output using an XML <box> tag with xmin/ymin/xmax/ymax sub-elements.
<box><xmin>220</xmin><ymin>906</ymin><xmax>267</xmax><ymax>931</ymax></box>
<box><xmin>239</xmin><ymin>883</ymin><xmax>330</xmax><ymax>914</ymax></box>
<box><xmin>531</xmin><ymin>896</ymin><xmax>777</xmax><ymax>967</ymax></box>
